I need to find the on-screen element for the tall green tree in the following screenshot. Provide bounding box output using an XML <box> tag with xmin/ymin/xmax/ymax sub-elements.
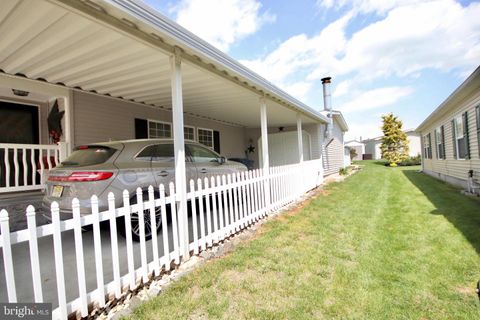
<box><xmin>380</xmin><ymin>113</ymin><xmax>409</xmax><ymax>166</ymax></box>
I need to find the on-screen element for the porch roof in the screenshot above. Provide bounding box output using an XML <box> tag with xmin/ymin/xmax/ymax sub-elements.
<box><xmin>0</xmin><ymin>0</ymin><xmax>329</xmax><ymax>128</ymax></box>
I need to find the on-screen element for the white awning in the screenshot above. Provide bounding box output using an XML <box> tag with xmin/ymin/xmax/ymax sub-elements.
<box><xmin>0</xmin><ymin>0</ymin><xmax>328</xmax><ymax>127</ymax></box>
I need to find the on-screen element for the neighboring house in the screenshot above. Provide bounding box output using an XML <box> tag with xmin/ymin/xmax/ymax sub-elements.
<box><xmin>416</xmin><ymin>66</ymin><xmax>480</xmax><ymax>190</ymax></box>
<box><xmin>0</xmin><ymin>0</ymin><xmax>348</xmax><ymax>195</ymax></box>
<box><xmin>362</xmin><ymin>129</ymin><xmax>421</xmax><ymax>160</ymax></box>
<box><xmin>321</xmin><ymin>110</ymin><xmax>349</xmax><ymax>175</ymax></box>
<box><xmin>345</xmin><ymin>140</ymin><xmax>365</xmax><ymax>160</ymax></box>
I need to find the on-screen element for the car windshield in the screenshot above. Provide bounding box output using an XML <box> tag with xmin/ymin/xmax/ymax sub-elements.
<box><xmin>60</xmin><ymin>146</ymin><xmax>116</xmax><ymax>167</ymax></box>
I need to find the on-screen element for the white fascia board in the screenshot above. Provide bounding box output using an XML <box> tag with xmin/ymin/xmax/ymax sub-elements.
<box><xmin>320</xmin><ymin>110</ymin><xmax>349</xmax><ymax>131</ymax></box>
<box><xmin>99</xmin><ymin>0</ymin><xmax>329</xmax><ymax>124</ymax></box>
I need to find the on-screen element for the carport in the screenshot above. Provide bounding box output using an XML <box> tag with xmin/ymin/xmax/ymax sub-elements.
<box><xmin>0</xmin><ymin>0</ymin><xmax>329</xmax><ymax>317</ymax></box>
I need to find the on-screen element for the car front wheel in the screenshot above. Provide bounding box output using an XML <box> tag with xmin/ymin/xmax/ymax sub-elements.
<box><xmin>118</xmin><ymin>191</ymin><xmax>162</xmax><ymax>242</ymax></box>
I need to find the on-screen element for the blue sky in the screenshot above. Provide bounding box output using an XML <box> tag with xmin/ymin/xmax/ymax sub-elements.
<box><xmin>144</xmin><ymin>0</ymin><xmax>480</xmax><ymax>140</ymax></box>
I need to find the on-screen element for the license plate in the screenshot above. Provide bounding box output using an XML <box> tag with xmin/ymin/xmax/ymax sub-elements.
<box><xmin>51</xmin><ymin>185</ymin><xmax>64</xmax><ymax>197</ymax></box>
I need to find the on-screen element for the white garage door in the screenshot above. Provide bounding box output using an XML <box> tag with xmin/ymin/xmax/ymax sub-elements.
<box><xmin>258</xmin><ymin>131</ymin><xmax>311</xmax><ymax>167</ymax></box>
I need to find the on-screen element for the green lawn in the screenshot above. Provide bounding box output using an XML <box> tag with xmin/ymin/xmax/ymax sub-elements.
<box><xmin>128</xmin><ymin>161</ymin><xmax>480</xmax><ymax>319</ymax></box>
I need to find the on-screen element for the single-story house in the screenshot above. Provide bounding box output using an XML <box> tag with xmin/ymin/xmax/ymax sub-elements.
<box><xmin>0</xmin><ymin>1</ymin><xmax>352</xmax><ymax>317</ymax></box>
<box><xmin>416</xmin><ymin>66</ymin><xmax>480</xmax><ymax>190</ymax></box>
<box><xmin>0</xmin><ymin>0</ymin><xmax>348</xmax><ymax>197</ymax></box>
<box><xmin>345</xmin><ymin>140</ymin><xmax>365</xmax><ymax>161</ymax></box>
<box><xmin>362</xmin><ymin>129</ymin><xmax>421</xmax><ymax>160</ymax></box>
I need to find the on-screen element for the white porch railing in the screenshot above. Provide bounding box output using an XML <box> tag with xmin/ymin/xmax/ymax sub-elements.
<box><xmin>0</xmin><ymin>159</ymin><xmax>323</xmax><ymax>319</ymax></box>
<box><xmin>0</xmin><ymin>143</ymin><xmax>64</xmax><ymax>193</ymax></box>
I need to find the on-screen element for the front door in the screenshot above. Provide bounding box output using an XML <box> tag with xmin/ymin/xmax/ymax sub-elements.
<box><xmin>0</xmin><ymin>101</ymin><xmax>39</xmax><ymax>144</ymax></box>
<box><xmin>0</xmin><ymin>101</ymin><xmax>40</xmax><ymax>187</ymax></box>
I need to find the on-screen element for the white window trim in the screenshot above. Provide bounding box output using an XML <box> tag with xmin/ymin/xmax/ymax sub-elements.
<box><xmin>453</xmin><ymin>115</ymin><xmax>466</xmax><ymax>160</ymax></box>
<box><xmin>147</xmin><ymin>119</ymin><xmax>172</xmax><ymax>139</ymax></box>
<box><xmin>197</xmin><ymin>127</ymin><xmax>214</xmax><ymax>149</ymax></box>
<box><xmin>423</xmin><ymin>134</ymin><xmax>430</xmax><ymax>159</ymax></box>
<box><xmin>184</xmin><ymin>125</ymin><xmax>196</xmax><ymax>141</ymax></box>
<box><xmin>435</xmin><ymin>126</ymin><xmax>444</xmax><ymax>160</ymax></box>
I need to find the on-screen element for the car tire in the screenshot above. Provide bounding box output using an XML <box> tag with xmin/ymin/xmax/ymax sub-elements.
<box><xmin>117</xmin><ymin>190</ymin><xmax>162</xmax><ymax>242</ymax></box>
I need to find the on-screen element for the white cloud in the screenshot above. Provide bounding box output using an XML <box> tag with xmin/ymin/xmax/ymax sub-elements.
<box><xmin>333</xmin><ymin>80</ymin><xmax>352</xmax><ymax>98</ymax></box>
<box><xmin>239</xmin><ymin>13</ymin><xmax>352</xmax><ymax>98</ymax></box>
<box><xmin>171</xmin><ymin>0</ymin><xmax>275</xmax><ymax>52</ymax></box>
<box><xmin>344</xmin><ymin>121</ymin><xmax>383</xmax><ymax>141</ymax></box>
<box><xmin>339</xmin><ymin>86</ymin><xmax>413</xmax><ymax>113</ymax></box>
<box><xmin>316</xmin><ymin>0</ymin><xmax>423</xmax><ymax>15</ymax></box>
<box><xmin>242</xmin><ymin>0</ymin><xmax>480</xmax><ymax>103</ymax></box>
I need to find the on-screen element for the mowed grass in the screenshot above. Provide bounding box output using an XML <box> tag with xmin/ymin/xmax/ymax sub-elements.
<box><xmin>128</xmin><ymin>161</ymin><xmax>480</xmax><ymax>319</ymax></box>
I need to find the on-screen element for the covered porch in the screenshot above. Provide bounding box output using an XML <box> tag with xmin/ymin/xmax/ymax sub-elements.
<box><xmin>0</xmin><ymin>1</ymin><xmax>333</xmax><ymax>318</ymax></box>
<box><xmin>0</xmin><ymin>0</ymin><xmax>327</xmax><ymax>207</ymax></box>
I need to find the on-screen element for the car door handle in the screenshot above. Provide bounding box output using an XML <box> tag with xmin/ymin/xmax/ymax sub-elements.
<box><xmin>157</xmin><ymin>171</ymin><xmax>169</xmax><ymax>177</ymax></box>
<box><xmin>200</xmin><ymin>168</ymin><xmax>207</xmax><ymax>174</ymax></box>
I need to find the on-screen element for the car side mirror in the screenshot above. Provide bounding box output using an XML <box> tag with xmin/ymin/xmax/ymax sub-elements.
<box><xmin>217</xmin><ymin>156</ymin><xmax>226</xmax><ymax>164</ymax></box>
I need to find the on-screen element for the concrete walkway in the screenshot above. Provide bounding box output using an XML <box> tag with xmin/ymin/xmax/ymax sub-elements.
<box><xmin>0</xmin><ymin>213</ymin><xmax>203</xmax><ymax>309</ymax></box>
<box><xmin>0</xmin><ymin>191</ymin><xmax>50</xmax><ymax>232</ymax></box>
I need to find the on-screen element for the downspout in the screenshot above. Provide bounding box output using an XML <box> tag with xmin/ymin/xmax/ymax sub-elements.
<box><xmin>321</xmin><ymin>77</ymin><xmax>334</xmax><ymax>145</ymax></box>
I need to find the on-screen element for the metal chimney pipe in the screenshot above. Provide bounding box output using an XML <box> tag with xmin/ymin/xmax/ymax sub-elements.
<box><xmin>321</xmin><ymin>77</ymin><xmax>332</xmax><ymax>112</ymax></box>
<box><xmin>321</xmin><ymin>77</ymin><xmax>333</xmax><ymax>139</ymax></box>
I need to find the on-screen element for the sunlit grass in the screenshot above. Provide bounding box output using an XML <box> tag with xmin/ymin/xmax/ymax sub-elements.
<box><xmin>127</xmin><ymin>161</ymin><xmax>480</xmax><ymax>319</ymax></box>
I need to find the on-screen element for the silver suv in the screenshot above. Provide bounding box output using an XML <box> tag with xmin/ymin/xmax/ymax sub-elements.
<box><xmin>43</xmin><ymin>139</ymin><xmax>247</xmax><ymax>240</ymax></box>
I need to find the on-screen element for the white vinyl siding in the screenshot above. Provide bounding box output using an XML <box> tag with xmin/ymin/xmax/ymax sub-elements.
<box><xmin>420</xmin><ymin>89</ymin><xmax>480</xmax><ymax>184</ymax></box>
<box><xmin>476</xmin><ymin>105</ymin><xmax>480</xmax><ymax>156</ymax></box>
<box><xmin>72</xmin><ymin>91</ymin><xmax>246</xmax><ymax>158</ymax></box>
<box><xmin>322</xmin><ymin>118</ymin><xmax>345</xmax><ymax>176</ymax></box>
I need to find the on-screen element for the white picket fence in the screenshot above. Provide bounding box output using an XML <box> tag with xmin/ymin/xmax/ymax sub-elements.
<box><xmin>0</xmin><ymin>143</ymin><xmax>64</xmax><ymax>193</ymax></box>
<box><xmin>0</xmin><ymin>159</ymin><xmax>323</xmax><ymax>319</ymax></box>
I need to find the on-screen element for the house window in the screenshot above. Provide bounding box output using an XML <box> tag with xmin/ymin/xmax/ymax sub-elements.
<box><xmin>198</xmin><ymin>128</ymin><xmax>213</xmax><ymax>148</ymax></box>
<box><xmin>184</xmin><ymin>126</ymin><xmax>195</xmax><ymax>141</ymax></box>
<box><xmin>423</xmin><ymin>134</ymin><xmax>432</xmax><ymax>159</ymax></box>
<box><xmin>435</xmin><ymin>126</ymin><xmax>445</xmax><ymax>159</ymax></box>
<box><xmin>453</xmin><ymin>115</ymin><xmax>466</xmax><ymax>159</ymax></box>
<box><xmin>476</xmin><ymin>106</ymin><xmax>480</xmax><ymax>157</ymax></box>
<box><xmin>148</xmin><ymin>120</ymin><xmax>171</xmax><ymax>138</ymax></box>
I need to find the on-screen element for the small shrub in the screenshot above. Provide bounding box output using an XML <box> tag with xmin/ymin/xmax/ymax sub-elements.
<box><xmin>398</xmin><ymin>155</ymin><xmax>421</xmax><ymax>166</ymax></box>
<box><xmin>339</xmin><ymin>167</ymin><xmax>349</xmax><ymax>175</ymax></box>
<box><xmin>349</xmin><ymin>148</ymin><xmax>358</xmax><ymax>160</ymax></box>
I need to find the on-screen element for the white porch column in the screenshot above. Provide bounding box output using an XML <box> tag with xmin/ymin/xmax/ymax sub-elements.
<box><xmin>170</xmin><ymin>49</ymin><xmax>189</xmax><ymax>260</ymax></box>
<box><xmin>62</xmin><ymin>93</ymin><xmax>74</xmax><ymax>157</ymax></box>
<box><xmin>317</xmin><ymin>123</ymin><xmax>324</xmax><ymax>183</ymax></box>
<box><xmin>260</xmin><ymin>98</ymin><xmax>271</xmax><ymax>211</ymax></box>
<box><xmin>296</xmin><ymin>113</ymin><xmax>303</xmax><ymax>163</ymax></box>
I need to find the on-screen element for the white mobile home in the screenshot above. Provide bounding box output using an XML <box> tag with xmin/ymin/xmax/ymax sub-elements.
<box><xmin>0</xmin><ymin>0</ymin><xmax>351</xmax><ymax>196</ymax></box>
<box><xmin>362</xmin><ymin>130</ymin><xmax>421</xmax><ymax>160</ymax></box>
<box><xmin>345</xmin><ymin>140</ymin><xmax>365</xmax><ymax>161</ymax></box>
<box><xmin>416</xmin><ymin>66</ymin><xmax>480</xmax><ymax>190</ymax></box>
<box><xmin>0</xmin><ymin>1</ymin><xmax>352</xmax><ymax>317</ymax></box>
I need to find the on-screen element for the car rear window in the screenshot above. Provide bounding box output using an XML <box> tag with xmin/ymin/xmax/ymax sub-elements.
<box><xmin>59</xmin><ymin>146</ymin><xmax>116</xmax><ymax>167</ymax></box>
